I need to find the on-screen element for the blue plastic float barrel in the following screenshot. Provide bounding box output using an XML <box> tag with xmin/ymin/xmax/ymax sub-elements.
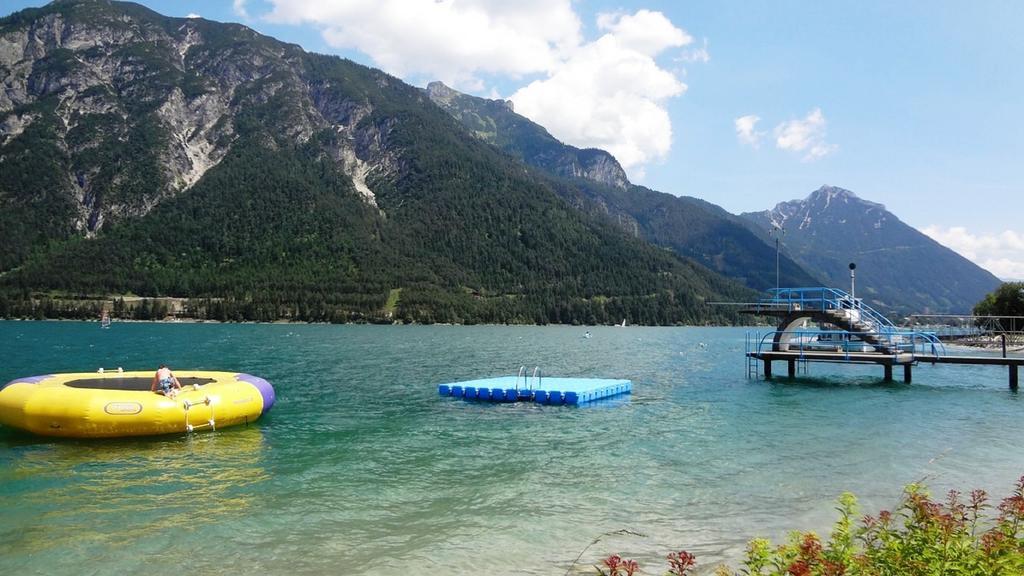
<box><xmin>437</xmin><ymin>376</ymin><xmax>631</xmax><ymax>406</ymax></box>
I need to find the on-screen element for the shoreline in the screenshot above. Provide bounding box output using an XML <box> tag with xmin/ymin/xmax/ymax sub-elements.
<box><xmin>0</xmin><ymin>317</ymin><xmax>768</xmax><ymax>328</ymax></box>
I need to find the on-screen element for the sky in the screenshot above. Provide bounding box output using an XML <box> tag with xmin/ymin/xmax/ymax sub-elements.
<box><xmin>4</xmin><ymin>1</ymin><xmax>1024</xmax><ymax>279</ymax></box>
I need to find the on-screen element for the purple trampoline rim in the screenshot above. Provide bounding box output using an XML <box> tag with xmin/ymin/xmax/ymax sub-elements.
<box><xmin>236</xmin><ymin>373</ymin><xmax>275</xmax><ymax>415</ymax></box>
<box><xmin>1</xmin><ymin>374</ymin><xmax>53</xmax><ymax>392</ymax></box>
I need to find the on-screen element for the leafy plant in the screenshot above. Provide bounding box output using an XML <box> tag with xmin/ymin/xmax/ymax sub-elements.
<box><xmin>974</xmin><ymin>282</ymin><xmax>1024</xmax><ymax>331</ymax></box>
<box><xmin>728</xmin><ymin>478</ymin><xmax>1024</xmax><ymax>575</ymax></box>
<box><xmin>599</xmin><ymin>477</ymin><xmax>1024</xmax><ymax>576</ymax></box>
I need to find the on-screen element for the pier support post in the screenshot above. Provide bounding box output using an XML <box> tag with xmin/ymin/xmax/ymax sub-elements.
<box><xmin>1011</xmin><ymin>365</ymin><xmax>1018</xmax><ymax>391</ymax></box>
<box><xmin>904</xmin><ymin>364</ymin><xmax>912</xmax><ymax>384</ymax></box>
<box><xmin>788</xmin><ymin>360</ymin><xmax>796</xmax><ymax>378</ymax></box>
<box><xmin>764</xmin><ymin>360</ymin><xmax>773</xmax><ymax>379</ymax></box>
<box><xmin>883</xmin><ymin>364</ymin><xmax>893</xmax><ymax>382</ymax></box>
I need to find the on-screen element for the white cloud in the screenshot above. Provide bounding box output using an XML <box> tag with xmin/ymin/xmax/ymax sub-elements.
<box><xmin>186</xmin><ymin>13</ymin><xmax>202</xmax><ymax>19</ymax></box>
<box><xmin>510</xmin><ymin>11</ymin><xmax>689</xmax><ymax>176</ymax></box>
<box><xmin>258</xmin><ymin>1</ymin><xmax>692</xmax><ymax>180</ymax></box>
<box><xmin>677</xmin><ymin>37</ymin><xmax>710</xmax><ymax>63</ymax></box>
<box><xmin>773</xmin><ymin>107</ymin><xmax>837</xmax><ymax>161</ymax></box>
<box><xmin>735</xmin><ymin>114</ymin><xmax>764</xmax><ymax>148</ymax></box>
<box><xmin>922</xmin><ymin>225</ymin><xmax>1024</xmax><ymax>280</ymax></box>
<box><xmin>233</xmin><ymin>0</ymin><xmax>249</xmax><ymax>19</ymax></box>
<box><xmin>264</xmin><ymin>0</ymin><xmax>580</xmax><ymax>86</ymax></box>
<box><xmin>595</xmin><ymin>9</ymin><xmax>691</xmax><ymax>56</ymax></box>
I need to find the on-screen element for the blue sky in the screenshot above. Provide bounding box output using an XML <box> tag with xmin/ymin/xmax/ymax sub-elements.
<box><xmin>5</xmin><ymin>1</ymin><xmax>1024</xmax><ymax>278</ymax></box>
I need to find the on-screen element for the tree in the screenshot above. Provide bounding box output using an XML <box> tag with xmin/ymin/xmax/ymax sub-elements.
<box><xmin>974</xmin><ymin>282</ymin><xmax>1024</xmax><ymax>331</ymax></box>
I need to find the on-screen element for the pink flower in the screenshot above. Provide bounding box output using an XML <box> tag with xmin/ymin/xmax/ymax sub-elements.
<box><xmin>667</xmin><ymin>550</ymin><xmax>697</xmax><ymax>575</ymax></box>
<box><xmin>602</xmin><ymin>554</ymin><xmax>623</xmax><ymax>576</ymax></box>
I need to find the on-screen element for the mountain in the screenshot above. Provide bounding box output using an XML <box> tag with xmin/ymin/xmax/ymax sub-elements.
<box><xmin>741</xmin><ymin>186</ymin><xmax>1002</xmax><ymax>315</ymax></box>
<box><xmin>424</xmin><ymin>81</ymin><xmax>820</xmax><ymax>292</ymax></box>
<box><xmin>0</xmin><ymin>0</ymin><xmax>754</xmax><ymax>325</ymax></box>
<box><xmin>425</xmin><ymin>81</ymin><xmax>631</xmax><ymax>191</ymax></box>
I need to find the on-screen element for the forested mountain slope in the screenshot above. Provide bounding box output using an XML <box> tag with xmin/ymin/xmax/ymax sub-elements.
<box><xmin>424</xmin><ymin>81</ymin><xmax>819</xmax><ymax>292</ymax></box>
<box><xmin>0</xmin><ymin>0</ymin><xmax>753</xmax><ymax>324</ymax></box>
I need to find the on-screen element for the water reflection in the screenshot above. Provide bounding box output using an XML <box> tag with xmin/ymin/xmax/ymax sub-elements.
<box><xmin>0</xmin><ymin>427</ymin><xmax>268</xmax><ymax>561</ymax></box>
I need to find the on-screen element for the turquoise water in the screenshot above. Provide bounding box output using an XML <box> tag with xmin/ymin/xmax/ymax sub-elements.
<box><xmin>1</xmin><ymin>321</ymin><xmax>1022</xmax><ymax>575</ymax></box>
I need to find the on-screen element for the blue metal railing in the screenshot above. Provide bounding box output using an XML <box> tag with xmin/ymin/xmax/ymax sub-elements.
<box><xmin>747</xmin><ymin>329</ymin><xmax>946</xmax><ymax>362</ymax></box>
<box><xmin>754</xmin><ymin>286</ymin><xmax>903</xmax><ymax>342</ymax></box>
<box><xmin>764</xmin><ymin>287</ymin><xmax>895</xmax><ymax>328</ymax></box>
<box><xmin>747</xmin><ymin>287</ymin><xmax>946</xmax><ymax>359</ymax></box>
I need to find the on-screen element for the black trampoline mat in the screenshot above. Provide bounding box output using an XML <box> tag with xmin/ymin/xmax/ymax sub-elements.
<box><xmin>64</xmin><ymin>377</ymin><xmax>218</xmax><ymax>390</ymax></box>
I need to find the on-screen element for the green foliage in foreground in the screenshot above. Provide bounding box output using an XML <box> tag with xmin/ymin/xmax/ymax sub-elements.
<box><xmin>597</xmin><ymin>477</ymin><xmax>1024</xmax><ymax>576</ymax></box>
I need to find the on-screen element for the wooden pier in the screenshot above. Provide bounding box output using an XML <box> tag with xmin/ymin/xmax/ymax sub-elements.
<box><xmin>749</xmin><ymin>350</ymin><xmax>1024</xmax><ymax>389</ymax></box>
<box><xmin>743</xmin><ymin>287</ymin><xmax>1024</xmax><ymax>390</ymax></box>
<box><xmin>917</xmin><ymin>354</ymin><xmax>1024</xmax><ymax>390</ymax></box>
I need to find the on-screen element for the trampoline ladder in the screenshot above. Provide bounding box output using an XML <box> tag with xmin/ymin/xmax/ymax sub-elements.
<box><xmin>183</xmin><ymin>396</ymin><xmax>216</xmax><ymax>432</ymax></box>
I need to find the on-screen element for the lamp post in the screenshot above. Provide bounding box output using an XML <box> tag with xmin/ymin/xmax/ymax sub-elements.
<box><xmin>849</xmin><ymin>262</ymin><xmax>857</xmax><ymax>303</ymax></box>
<box><xmin>769</xmin><ymin>224</ymin><xmax>785</xmax><ymax>294</ymax></box>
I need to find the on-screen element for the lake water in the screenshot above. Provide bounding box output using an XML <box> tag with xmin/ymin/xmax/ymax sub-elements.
<box><xmin>1</xmin><ymin>321</ymin><xmax>1022</xmax><ymax>575</ymax></box>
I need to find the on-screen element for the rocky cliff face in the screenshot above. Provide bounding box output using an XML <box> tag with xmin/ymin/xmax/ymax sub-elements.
<box><xmin>0</xmin><ymin>0</ymin><xmax>393</xmax><ymax>242</ymax></box>
<box><xmin>425</xmin><ymin>81</ymin><xmax>629</xmax><ymax>191</ymax></box>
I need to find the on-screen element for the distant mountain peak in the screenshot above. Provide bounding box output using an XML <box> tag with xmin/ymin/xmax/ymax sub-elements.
<box><xmin>741</xmin><ymin>185</ymin><xmax>1001</xmax><ymax>314</ymax></box>
<box><xmin>425</xmin><ymin>81</ymin><xmax>458</xmax><ymax>105</ymax></box>
<box><xmin>807</xmin><ymin>185</ymin><xmax>885</xmax><ymax>210</ymax></box>
<box><xmin>426</xmin><ymin>81</ymin><xmax>513</xmax><ymax>112</ymax></box>
<box><xmin>812</xmin><ymin>184</ymin><xmax>855</xmax><ymax>199</ymax></box>
<box><xmin>766</xmin><ymin>185</ymin><xmax>886</xmax><ymax>230</ymax></box>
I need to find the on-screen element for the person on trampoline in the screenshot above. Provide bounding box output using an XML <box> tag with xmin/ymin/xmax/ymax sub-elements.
<box><xmin>151</xmin><ymin>364</ymin><xmax>182</xmax><ymax>398</ymax></box>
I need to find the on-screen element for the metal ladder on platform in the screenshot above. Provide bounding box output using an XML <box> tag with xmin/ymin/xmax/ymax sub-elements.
<box><xmin>516</xmin><ymin>365</ymin><xmax>542</xmax><ymax>398</ymax></box>
<box><xmin>745</xmin><ymin>332</ymin><xmax>759</xmax><ymax>378</ymax></box>
<box><xmin>745</xmin><ymin>331</ymin><xmax>808</xmax><ymax>378</ymax></box>
<box><xmin>797</xmin><ymin>356</ymin><xmax>809</xmax><ymax>375</ymax></box>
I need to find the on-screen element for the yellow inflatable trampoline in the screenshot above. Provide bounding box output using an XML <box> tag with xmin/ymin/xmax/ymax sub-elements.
<box><xmin>0</xmin><ymin>370</ymin><xmax>275</xmax><ymax>438</ymax></box>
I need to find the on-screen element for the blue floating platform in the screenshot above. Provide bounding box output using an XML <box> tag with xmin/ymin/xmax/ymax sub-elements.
<box><xmin>437</xmin><ymin>376</ymin><xmax>632</xmax><ymax>406</ymax></box>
